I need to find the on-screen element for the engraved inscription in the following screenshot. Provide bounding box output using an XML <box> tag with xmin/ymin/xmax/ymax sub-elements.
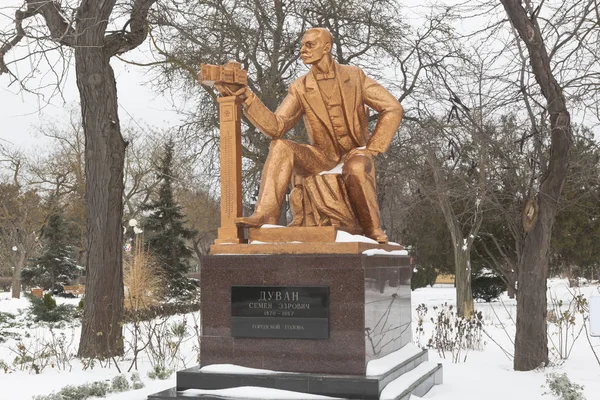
<box><xmin>231</xmin><ymin>286</ymin><xmax>329</xmax><ymax>339</ymax></box>
<box><xmin>219</xmin><ymin>121</ymin><xmax>234</xmax><ymax>218</ymax></box>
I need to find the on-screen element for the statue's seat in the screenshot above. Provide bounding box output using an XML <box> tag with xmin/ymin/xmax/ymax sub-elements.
<box><xmin>288</xmin><ymin>164</ymin><xmax>363</xmax><ymax>234</ymax></box>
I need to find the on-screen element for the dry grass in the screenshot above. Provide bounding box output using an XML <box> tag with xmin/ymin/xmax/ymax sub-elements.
<box><xmin>123</xmin><ymin>236</ymin><xmax>163</xmax><ymax>311</ymax></box>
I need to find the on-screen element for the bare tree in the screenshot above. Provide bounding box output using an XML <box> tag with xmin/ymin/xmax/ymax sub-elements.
<box><xmin>179</xmin><ymin>185</ymin><xmax>220</xmax><ymax>259</ymax></box>
<box><xmin>0</xmin><ymin>182</ymin><xmax>45</xmax><ymax>299</ymax></box>
<box><xmin>499</xmin><ymin>0</ymin><xmax>572</xmax><ymax>371</ymax></box>
<box><xmin>26</xmin><ymin>114</ymin><xmax>87</xmax><ymax>263</ymax></box>
<box><xmin>392</xmin><ymin>115</ymin><xmax>485</xmax><ymax>318</ymax></box>
<box><xmin>0</xmin><ymin>0</ymin><xmax>156</xmax><ymax>358</ymax></box>
<box><xmin>411</xmin><ymin>0</ymin><xmax>598</xmax><ymax>368</ymax></box>
<box><xmin>122</xmin><ymin>130</ymin><xmax>165</xmax><ymax>222</ymax></box>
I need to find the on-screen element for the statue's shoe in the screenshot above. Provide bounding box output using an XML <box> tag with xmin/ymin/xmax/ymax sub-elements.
<box><xmin>287</xmin><ymin>216</ymin><xmax>304</xmax><ymax>227</ymax></box>
<box><xmin>234</xmin><ymin>214</ymin><xmax>276</xmax><ymax>227</ymax></box>
<box><xmin>366</xmin><ymin>228</ymin><xmax>388</xmax><ymax>244</ymax></box>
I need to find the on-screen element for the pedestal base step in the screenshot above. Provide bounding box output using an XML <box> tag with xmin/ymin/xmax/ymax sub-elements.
<box><xmin>210</xmin><ymin>241</ymin><xmax>403</xmax><ymax>255</ymax></box>
<box><xmin>380</xmin><ymin>362</ymin><xmax>443</xmax><ymax>400</ymax></box>
<box><xmin>148</xmin><ymin>348</ymin><xmax>442</xmax><ymax>400</ymax></box>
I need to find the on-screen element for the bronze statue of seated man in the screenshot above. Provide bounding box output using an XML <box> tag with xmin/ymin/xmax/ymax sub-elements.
<box><xmin>216</xmin><ymin>27</ymin><xmax>403</xmax><ymax>244</ymax></box>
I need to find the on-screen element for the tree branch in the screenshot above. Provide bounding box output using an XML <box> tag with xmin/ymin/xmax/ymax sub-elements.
<box><xmin>0</xmin><ymin>1</ymin><xmax>76</xmax><ymax>74</ymax></box>
<box><xmin>104</xmin><ymin>0</ymin><xmax>157</xmax><ymax>56</ymax></box>
<box><xmin>501</xmin><ymin>0</ymin><xmax>572</xmax><ymax>206</ymax></box>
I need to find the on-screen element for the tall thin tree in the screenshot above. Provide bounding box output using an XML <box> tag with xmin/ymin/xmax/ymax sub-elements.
<box><xmin>499</xmin><ymin>0</ymin><xmax>572</xmax><ymax>371</ymax></box>
<box><xmin>0</xmin><ymin>0</ymin><xmax>157</xmax><ymax>357</ymax></box>
<box><xmin>143</xmin><ymin>140</ymin><xmax>197</xmax><ymax>298</ymax></box>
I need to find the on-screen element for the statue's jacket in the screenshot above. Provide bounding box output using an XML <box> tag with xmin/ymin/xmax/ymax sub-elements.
<box><xmin>243</xmin><ymin>62</ymin><xmax>403</xmax><ymax>164</ymax></box>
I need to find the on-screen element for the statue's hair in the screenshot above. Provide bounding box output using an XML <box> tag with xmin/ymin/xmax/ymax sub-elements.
<box><xmin>305</xmin><ymin>27</ymin><xmax>333</xmax><ymax>48</ymax></box>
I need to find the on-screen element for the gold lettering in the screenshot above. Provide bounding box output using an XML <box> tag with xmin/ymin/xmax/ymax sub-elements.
<box><xmin>250</xmin><ymin>302</ymin><xmax>273</xmax><ymax>309</ymax></box>
<box><xmin>284</xmin><ymin>324</ymin><xmax>305</xmax><ymax>330</ymax></box>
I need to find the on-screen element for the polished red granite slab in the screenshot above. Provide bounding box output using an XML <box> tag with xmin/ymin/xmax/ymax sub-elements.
<box><xmin>199</xmin><ymin>254</ymin><xmax>411</xmax><ymax>375</ymax></box>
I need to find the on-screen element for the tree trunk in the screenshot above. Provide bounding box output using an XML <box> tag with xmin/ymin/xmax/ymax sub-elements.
<box><xmin>429</xmin><ymin>153</ymin><xmax>477</xmax><ymax>318</ymax></box>
<box><xmin>11</xmin><ymin>250</ymin><xmax>26</xmax><ymax>299</ymax></box>
<box><xmin>500</xmin><ymin>0</ymin><xmax>572</xmax><ymax>371</ymax></box>
<box><xmin>454</xmin><ymin>245</ymin><xmax>474</xmax><ymax>318</ymax></box>
<box><xmin>515</xmin><ymin>216</ymin><xmax>549</xmax><ymax>370</ymax></box>
<box><xmin>507</xmin><ymin>283</ymin><xmax>516</xmax><ymax>299</ymax></box>
<box><xmin>76</xmin><ymin>4</ymin><xmax>125</xmax><ymax>358</ymax></box>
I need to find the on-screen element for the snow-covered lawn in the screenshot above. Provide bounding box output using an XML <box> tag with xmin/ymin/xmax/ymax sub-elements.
<box><xmin>1</xmin><ymin>279</ymin><xmax>598</xmax><ymax>399</ymax></box>
<box><xmin>414</xmin><ymin>280</ymin><xmax>600</xmax><ymax>400</ymax></box>
<box><xmin>0</xmin><ymin>294</ymin><xmax>185</xmax><ymax>399</ymax></box>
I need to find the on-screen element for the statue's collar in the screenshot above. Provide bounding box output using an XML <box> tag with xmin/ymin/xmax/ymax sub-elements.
<box><xmin>311</xmin><ymin>63</ymin><xmax>336</xmax><ymax>81</ymax></box>
<box><xmin>313</xmin><ymin>69</ymin><xmax>335</xmax><ymax>81</ymax></box>
<box><xmin>306</xmin><ymin>63</ymin><xmax>349</xmax><ymax>92</ymax></box>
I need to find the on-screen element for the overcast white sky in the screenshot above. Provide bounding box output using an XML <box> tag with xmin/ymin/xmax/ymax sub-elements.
<box><xmin>0</xmin><ymin>0</ymin><xmax>597</xmax><ymax>155</ymax></box>
<box><xmin>0</xmin><ymin>0</ymin><xmax>185</xmax><ymax>154</ymax></box>
<box><xmin>0</xmin><ymin>1</ymin><xmax>432</xmax><ymax>154</ymax></box>
<box><xmin>0</xmin><ymin>56</ymin><xmax>182</xmax><ymax>152</ymax></box>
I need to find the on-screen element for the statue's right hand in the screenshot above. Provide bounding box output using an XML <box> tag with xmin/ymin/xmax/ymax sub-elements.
<box><xmin>215</xmin><ymin>83</ymin><xmax>250</xmax><ymax>99</ymax></box>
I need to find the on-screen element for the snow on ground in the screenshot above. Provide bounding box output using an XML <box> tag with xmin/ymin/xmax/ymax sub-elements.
<box><xmin>414</xmin><ymin>280</ymin><xmax>600</xmax><ymax>400</ymax></box>
<box><xmin>1</xmin><ymin>279</ymin><xmax>599</xmax><ymax>399</ymax></box>
<box><xmin>0</xmin><ymin>293</ymin><xmax>188</xmax><ymax>399</ymax></box>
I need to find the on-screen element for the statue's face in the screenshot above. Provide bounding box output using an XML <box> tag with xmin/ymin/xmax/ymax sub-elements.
<box><xmin>300</xmin><ymin>31</ymin><xmax>331</xmax><ymax>65</ymax></box>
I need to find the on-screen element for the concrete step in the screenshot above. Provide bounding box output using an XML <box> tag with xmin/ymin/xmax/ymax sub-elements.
<box><xmin>148</xmin><ymin>346</ymin><xmax>443</xmax><ymax>400</ymax></box>
<box><xmin>367</xmin><ymin>345</ymin><xmax>430</xmax><ymax>393</ymax></box>
<box><xmin>379</xmin><ymin>361</ymin><xmax>443</xmax><ymax>400</ymax></box>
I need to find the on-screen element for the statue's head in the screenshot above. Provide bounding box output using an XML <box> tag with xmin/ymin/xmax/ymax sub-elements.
<box><xmin>300</xmin><ymin>28</ymin><xmax>333</xmax><ymax>65</ymax></box>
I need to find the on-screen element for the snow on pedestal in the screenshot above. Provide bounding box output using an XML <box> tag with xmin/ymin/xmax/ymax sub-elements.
<box><xmin>180</xmin><ymin>386</ymin><xmax>339</xmax><ymax>399</ymax></box>
<box><xmin>366</xmin><ymin>343</ymin><xmax>423</xmax><ymax>376</ymax></box>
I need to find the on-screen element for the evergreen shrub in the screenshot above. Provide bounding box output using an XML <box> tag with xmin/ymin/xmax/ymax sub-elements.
<box><xmin>42</xmin><ymin>293</ymin><xmax>57</xmax><ymax>310</ymax></box>
<box><xmin>471</xmin><ymin>269</ymin><xmax>506</xmax><ymax>302</ymax></box>
<box><xmin>111</xmin><ymin>374</ymin><xmax>130</xmax><ymax>393</ymax></box>
<box><xmin>21</xmin><ymin>213</ymin><xmax>82</xmax><ymax>292</ymax></box>
<box><xmin>147</xmin><ymin>364</ymin><xmax>172</xmax><ymax>380</ymax></box>
<box><xmin>32</xmin><ymin>381</ymin><xmax>110</xmax><ymax>400</ymax></box>
<box><xmin>411</xmin><ymin>264</ymin><xmax>438</xmax><ymax>290</ymax></box>
<box><xmin>142</xmin><ymin>140</ymin><xmax>198</xmax><ymax>299</ymax></box>
<box><xmin>131</xmin><ymin>372</ymin><xmax>145</xmax><ymax>390</ymax></box>
<box><xmin>545</xmin><ymin>373</ymin><xmax>586</xmax><ymax>400</ymax></box>
<box><xmin>28</xmin><ymin>294</ymin><xmax>77</xmax><ymax>323</ymax></box>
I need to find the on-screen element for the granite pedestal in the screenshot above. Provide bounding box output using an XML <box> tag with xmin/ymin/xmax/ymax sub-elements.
<box><xmin>149</xmin><ymin>253</ymin><xmax>425</xmax><ymax>399</ymax></box>
<box><xmin>198</xmin><ymin>254</ymin><xmax>412</xmax><ymax>376</ymax></box>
